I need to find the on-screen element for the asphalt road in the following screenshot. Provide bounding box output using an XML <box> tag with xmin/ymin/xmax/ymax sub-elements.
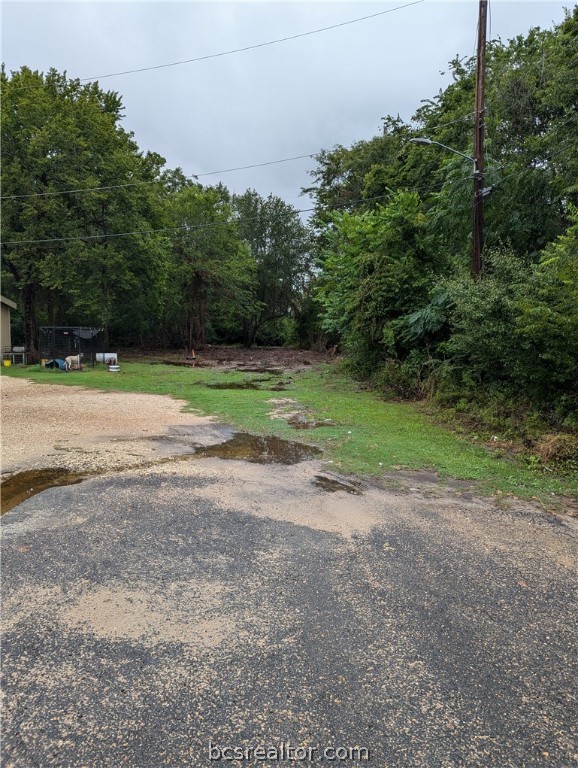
<box><xmin>2</xmin><ymin>454</ymin><xmax>577</xmax><ymax>768</ymax></box>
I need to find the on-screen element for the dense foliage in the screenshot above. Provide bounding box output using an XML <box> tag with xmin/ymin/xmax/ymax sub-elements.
<box><xmin>306</xmin><ymin>8</ymin><xmax>578</xmax><ymax>430</ymax></box>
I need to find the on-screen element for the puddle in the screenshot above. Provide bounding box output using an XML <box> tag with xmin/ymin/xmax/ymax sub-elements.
<box><xmin>288</xmin><ymin>415</ymin><xmax>337</xmax><ymax>430</ymax></box>
<box><xmin>1</xmin><ymin>469</ymin><xmax>85</xmax><ymax>515</ymax></box>
<box><xmin>191</xmin><ymin>432</ymin><xmax>321</xmax><ymax>464</ymax></box>
<box><xmin>312</xmin><ymin>475</ymin><xmax>364</xmax><ymax>495</ymax></box>
<box><xmin>234</xmin><ymin>367</ymin><xmax>284</xmax><ymax>375</ymax></box>
<box><xmin>205</xmin><ymin>381</ymin><xmax>261</xmax><ymax>390</ymax></box>
<box><xmin>205</xmin><ymin>381</ymin><xmax>289</xmax><ymax>392</ymax></box>
<box><xmin>0</xmin><ymin>431</ymin><xmax>320</xmax><ymax>513</ymax></box>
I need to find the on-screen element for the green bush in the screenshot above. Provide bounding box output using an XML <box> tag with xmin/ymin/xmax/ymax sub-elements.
<box><xmin>371</xmin><ymin>350</ymin><xmax>435</xmax><ymax>400</ymax></box>
<box><xmin>254</xmin><ymin>316</ymin><xmax>297</xmax><ymax>347</ymax></box>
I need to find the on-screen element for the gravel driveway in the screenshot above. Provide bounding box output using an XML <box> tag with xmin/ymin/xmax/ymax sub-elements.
<box><xmin>2</xmin><ymin>378</ymin><xmax>577</xmax><ymax>767</ymax></box>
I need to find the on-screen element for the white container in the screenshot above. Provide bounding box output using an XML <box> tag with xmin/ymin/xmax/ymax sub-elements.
<box><xmin>108</xmin><ymin>364</ymin><xmax>120</xmax><ymax>373</ymax></box>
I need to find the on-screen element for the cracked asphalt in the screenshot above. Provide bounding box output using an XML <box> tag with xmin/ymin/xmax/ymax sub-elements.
<box><xmin>1</xmin><ymin>381</ymin><xmax>577</xmax><ymax>767</ymax></box>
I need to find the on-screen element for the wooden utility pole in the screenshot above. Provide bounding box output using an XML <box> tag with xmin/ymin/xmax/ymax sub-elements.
<box><xmin>472</xmin><ymin>0</ymin><xmax>487</xmax><ymax>278</ymax></box>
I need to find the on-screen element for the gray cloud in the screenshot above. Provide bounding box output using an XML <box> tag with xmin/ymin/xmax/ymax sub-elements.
<box><xmin>2</xmin><ymin>1</ymin><xmax>569</xmax><ymax>212</ymax></box>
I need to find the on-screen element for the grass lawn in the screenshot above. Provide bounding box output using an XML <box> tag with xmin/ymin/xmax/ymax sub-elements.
<box><xmin>3</xmin><ymin>361</ymin><xmax>577</xmax><ymax>505</ymax></box>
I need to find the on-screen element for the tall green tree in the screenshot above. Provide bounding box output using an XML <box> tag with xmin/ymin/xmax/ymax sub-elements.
<box><xmin>232</xmin><ymin>190</ymin><xmax>314</xmax><ymax>346</ymax></box>
<box><xmin>1</xmin><ymin>66</ymin><xmax>168</xmax><ymax>349</ymax></box>
<box><xmin>316</xmin><ymin>192</ymin><xmax>438</xmax><ymax>372</ymax></box>
<box><xmin>163</xmin><ymin>183</ymin><xmax>255</xmax><ymax>349</ymax></box>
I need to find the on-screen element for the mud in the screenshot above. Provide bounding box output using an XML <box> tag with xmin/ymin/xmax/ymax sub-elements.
<box><xmin>205</xmin><ymin>381</ymin><xmax>261</xmax><ymax>390</ymax></box>
<box><xmin>312</xmin><ymin>474</ymin><xmax>364</xmax><ymax>495</ymax></box>
<box><xmin>124</xmin><ymin>346</ymin><xmax>332</xmax><ymax>372</ymax></box>
<box><xmin>288</xmin><ymin>414</ymin><xmax>337</xmax><ymax>430</ymax></box>
<box><xmin>190</xmin><ymin>432</ymin><xmax>322</xmax><ymax>464</ymax></box>
<box><xmin>233</xmin><ymin>367</ymin><xmax>284</xmax><ymax>375</ymax></box>
<box><xmin>204</xmin><ymin>380</ymin><xmax>289</xmax><ymax>392</ymax></box>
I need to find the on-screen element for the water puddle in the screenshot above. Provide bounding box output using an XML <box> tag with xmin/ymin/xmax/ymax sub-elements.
<box><xmin>1</xmin><ymin>431</ymin><xmax>321</xmax><ymax>513</ymax></box>
<box><xmin>312</xmin><ymin>475</ymin><xmax>363</xmax><ymax>495</ymax></box>
<box><xmin>1</xmin><ymin>469</ymin><xmax>85</xmax><ymax>515</ymax></box>
<box><xmin>205</xmin><ymin>381</ymin><xmax>261</xmax><ymax>390</ymax></box>
<box><xmin>191</xmin><ymin>432</ymin><xmax>321</xmax><ymax>464</ymax></box>
<box><xmin>205</xmin><ymin>381</ymin><xmax>289</xmax><ymax>392</ymax></box>
<box><xmin>234</xmin><ymin>367</ymin><xmax>284</xmax><ymax>375</ymax></box>
<box><xmin>288</xmin><ymin>415</ymin><xmax>337</xmax><ymax>430</ymax></box>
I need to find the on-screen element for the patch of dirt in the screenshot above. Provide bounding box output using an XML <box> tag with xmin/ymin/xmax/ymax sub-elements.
<box><xmin>122</xmin><ymin>345</ymin><xmax>336</xmax><ymax>373</ymax></box>
<box><xmin>60</xmin><ymin>581</ymin><xmax>232</xmax><ymax>648</ymax></box>
<box><xmin>0</xmin><ymin>376</ymin><xmax>218</xmax><ymax>476</ymax></box>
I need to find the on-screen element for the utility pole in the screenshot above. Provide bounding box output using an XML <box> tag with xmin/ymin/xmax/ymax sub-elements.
<box><xmin>472</xmin><ymin>0</ymin><xmax>488</xmax><ymax>278</ymax></box>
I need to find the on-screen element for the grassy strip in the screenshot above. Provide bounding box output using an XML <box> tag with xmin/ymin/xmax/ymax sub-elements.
<box><xmin>3</xmin><ymin>362</ymin><xmax>577</xmax><ymax>504</ymax></box>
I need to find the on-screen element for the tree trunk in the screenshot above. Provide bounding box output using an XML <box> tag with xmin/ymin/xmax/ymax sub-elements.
<box><xmin>186</xmin><ymin>309</ymin><xmax>194</xmax><ymax>353</ymax></box>
<box><xmin>190</xmin><ymin>276</ymin><xmax>207</xmax><ymax>350</ymax></box>
<box><xmin>242</xmin><ymin>318</ymin><xmax>259</xmax><ymax>348</ymax></box>
<box><xmin>22</xmin><ymin>285</ymin><xmax>38</xmax><ymax>355</ymax></box>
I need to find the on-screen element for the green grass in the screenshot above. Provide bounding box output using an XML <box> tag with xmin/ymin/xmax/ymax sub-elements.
<box><xmin>3</xmin><ymin>361</ymin><xmax>577</xmax><ymax>505</ymax></box>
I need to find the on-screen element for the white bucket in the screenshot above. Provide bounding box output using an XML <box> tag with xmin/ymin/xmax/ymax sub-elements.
<box><xmin>108</xmin><ymin>364</ymin><xmax>120</xmax><ymax>373</ymax></box>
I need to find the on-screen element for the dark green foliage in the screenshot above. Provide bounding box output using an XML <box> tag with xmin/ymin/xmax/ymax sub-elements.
<box><xmin>515</xmin><ymin>210</ymin><xmax>578</xmax><ymax>405</ymax></box>
<box><xmin>307</xmin><ymin>10</ymin><xmax>578</xmax><ymax>434</ymax></box>
<box><xmin>315</xmin><ymin>192</ymin><xmax>442</xmax><ymax>371</ymax></box>
<box><xmin>162</xmin><ymin>183</ymin><xmax>255</xmax><ymax>349</ymax></box>
<box><xmin>231</xmin><ymin>190</ymin><xmax>315</xmax><ymax>347</ymax></box>
<box><xmin>1</xmin><ymin>66</ymin><xmax>168</xmax><ymax>349</ymax></box>
<box><xmin>1</xmin><ymin>68</ymin><xmax>315</xmax><ymax>352</ymax></box>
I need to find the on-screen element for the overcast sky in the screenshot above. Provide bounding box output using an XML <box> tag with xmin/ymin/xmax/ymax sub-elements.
<box><xmin>1</xmin><ymin>1</ymin><xmax>571</xmax><ymax>213</ymax></box>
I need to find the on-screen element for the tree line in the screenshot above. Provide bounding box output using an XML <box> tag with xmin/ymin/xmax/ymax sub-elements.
<box><xmin>1</xmin><ymin>67</ymin><xmax>315</xmax><ymax>352</ymax></box>
<box><xmin>2</xmin><ymin>8</ymin><xmax>577</xmax><ymax>429</ymax></box>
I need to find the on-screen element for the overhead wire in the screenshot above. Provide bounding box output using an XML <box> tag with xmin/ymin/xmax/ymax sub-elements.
<box><xmin>1</xmin><ymin>109</ymin><xmax>479</xmax><ymax>201</ymax></box>
<box><xmin>5</xmin><ymin>134</ymin><xmax>575</xmax><ymax>248</ymax></box>
<box><xmin>0</xmin><ymin>153</ymin><xmax>317</xmax><ymax>200</ymax></box>
<box><xmin>417</xmin><ymin>112</ymin><xmax>475</xmax><ymax>133</ymax></box>
<box><xmin>74</xmin><ymin>1</ymin><xmax>425</xmax><ymax>82</ymax></box>
<box><xmin>0</xmin><ymin>176</ymin><xmax>472</xmax><ymax>247</ymax></box>
<box><xmin>4</xmin><ymin>105</ymin><xmax>496</xmax><ymax>203</ymax></box>
<box><xmin>7</xmin><ymin>105</ymin><xmax>572</xmax><ymax>202</ymax></box>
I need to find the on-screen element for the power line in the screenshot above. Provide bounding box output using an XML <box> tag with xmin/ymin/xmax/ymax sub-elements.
<box><xmin>0</xmin><ymin>112</ymin><xmax>477</xmax><ymax>201</ymax></box>
<box><xmin>0</xmin><ymin>206</ymin><xmax>319</xmax><ymax>247</ymax></box>
<box><xmin>6</xmin><ymin>103</ymin><xmax>574</xmax><ymax>202</ymax></box>
<box><xmin>2</xmin><ymin>107</ymin><xmax>499</xmax><ymax>203</ymax></box>
<box><xmin>1</xmin><ymin>153</ymin><xmax>316</xmax><ymax>201</ymax></box>
<box><xmin>76</xmin><ymin>1</ymin><xmax>424</xmax><ymax>83</ymax></box>
<box><xmin>1</xmin><ymin>179</ymin><xmax>471</xmax><ymax>247</ymax></box>
<box><xmin>199</xmin><ymin>154</ymin><xmax>314</xmax><ymax>178</ymax></box>
<box><xmin>4</xmin><ymin>136</ymin><xmax>575</xmax><ymax>247</ymax></box>
<box><xmin>426</xmin><ymin>113</ymin><xmax>475</xmax><ymax>132</ymax></box>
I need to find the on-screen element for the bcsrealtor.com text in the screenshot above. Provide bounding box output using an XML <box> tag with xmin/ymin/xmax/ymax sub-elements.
<box><xmin>208</xmin><ymin>742</ymin><xmax>370</xmax><ymax>762</ymax></box>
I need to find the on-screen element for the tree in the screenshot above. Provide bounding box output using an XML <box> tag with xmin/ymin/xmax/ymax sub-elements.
<box><xmin>515</xmin><ymin>209</ymin><xmax>578</xmax><ymax>404</ymax></box>
<box><xmin>163</xmin><ymin>183</ymin><xmax>255</xmax><ymax>349</ymax></box>
<box><xmin>232</xmin><ymin>190</ymin><xmax>314</xmax><ymax>347</ymax></box>
<box><xmin>316</xmin><ymin>192</ymin><xmax>438</xmax><ymax>373</ymax></box>
<box><xmin>1</xmin><ymin>66</ymin><xmax>168</xmax><ymax>350</ymax></box>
